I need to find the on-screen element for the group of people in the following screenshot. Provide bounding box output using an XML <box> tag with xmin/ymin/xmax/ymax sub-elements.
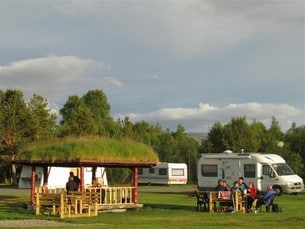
<box><xmin>215</xmin><ymin>177</ymin><xmax>276</xmax><ymax>212</ymax></box>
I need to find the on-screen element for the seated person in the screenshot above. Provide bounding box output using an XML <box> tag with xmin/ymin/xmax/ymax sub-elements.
<box><xmin>215</xmin><ymin>179</ymin><xmax>227</xmax><ymax>191</ymax></box>
<box><xmin>238</xmin><ymin>177</ymin><xmax>248</xmax><ymax>193</ymax></box>
<box><xmin>256</xmin><ymin>185</ymin><xmax>276</xmax><ymax>212</ymax></box>
<box><xmin>231</xmin><ymin>181</ymin><xmax>240</xmax><ymax>192</ymax></box>
<box><xmin>215</xmin><ymin>179</ymin><xmax>232</xmax><ymax>210</ymax></box>
<box><xmin>247</xmin><ymin>181</ymin><xmax>257</xmax><ymax>209</ymax></box>
<box><xmin>66</xmin><ymin>176</ymin><xmax>78</xmax><ymax>194</ymax></box>
<box><xmin>223</xmin><ymin>180</ymin><xmax>231</xmax><ymax>191</ymax></box>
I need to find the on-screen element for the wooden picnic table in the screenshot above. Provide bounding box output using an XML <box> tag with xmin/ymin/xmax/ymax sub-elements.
<box><xmin>208</xmin><ymin>190</ymin><xmax>243</xmax><ymax>212</ymax></box>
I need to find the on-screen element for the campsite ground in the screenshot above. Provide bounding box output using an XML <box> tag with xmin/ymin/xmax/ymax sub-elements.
<box><xmin>0</xmin><ymin>185</ymin><xmax>304</xmax><ymax>229</ymax></box>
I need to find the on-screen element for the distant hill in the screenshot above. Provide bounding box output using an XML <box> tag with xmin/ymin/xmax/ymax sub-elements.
<box><xmin>186</xmin><ymin>132</ymin><xmax>207</xmax><ymax>144</ymax></box>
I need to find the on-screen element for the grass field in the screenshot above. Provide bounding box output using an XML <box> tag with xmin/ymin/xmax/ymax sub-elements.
<box><xmin>0</xmin><ymin>185</ymin><xmax>305</xmax><ymax>228</ymax></box>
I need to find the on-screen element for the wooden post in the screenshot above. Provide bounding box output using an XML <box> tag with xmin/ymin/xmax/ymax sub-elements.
<box><xmin>92</xmin><ymin>166</ymin><xmax>97</xmax><ymax>185</ymax></box>
<box><xmin>43</xmin><ymin>166</ymin><xmax>48</xmax><ymax>193</ymax></box>
<box><xmin>60</xmin><ymin>194</ymin><xmax>64</xmax><ymax>218</ymax></box>
<box><xmin>80</xmin><ymin>165</ymin><xmax>85</xmax><ymax>192</ymax></box>
<box><xmin>31</xmin><ymin>166</ymin><xmax>36</xmax><ymax>205</ymax></box>
<box><xmin>133</xmin><ymin>167</ymin><xmax>138</xmax><ymax>204</ymax></box>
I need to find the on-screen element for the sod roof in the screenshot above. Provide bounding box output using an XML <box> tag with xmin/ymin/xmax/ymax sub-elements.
<box><xmin>16</xmin><ymin>137</ymin><xmax>159</xmax><ymax>167</ymax></box>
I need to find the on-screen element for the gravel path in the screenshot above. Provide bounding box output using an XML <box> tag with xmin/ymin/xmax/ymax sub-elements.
<box><xmin>0</xmin><ymin>219</ymin><xmax>79</xmax><ymax>228</ymax></box>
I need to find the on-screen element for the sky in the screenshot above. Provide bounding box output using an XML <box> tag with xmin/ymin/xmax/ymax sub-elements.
<box><xmin>0</xmin><ymin>0</ymin><xmax>304</xmax><ymax>133</ymax></box>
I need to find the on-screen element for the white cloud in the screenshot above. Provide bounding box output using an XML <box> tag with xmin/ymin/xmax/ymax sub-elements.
<box><xmin>116</xmin><ymin>102</ymin><xmax>304</xmax><ymax>132</ymax></box>
<box><xmin>0</xmin><ymin>56</ymin><xmax>118</xmax><ymax>102</ymax></box>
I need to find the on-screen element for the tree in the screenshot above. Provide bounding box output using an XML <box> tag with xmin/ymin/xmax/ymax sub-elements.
<box><xmin>263</xmin><ymin>116</ymin><xmax>284</xmax><ymax>153</ymax></box>
<box><xmin>249</xmin><ymin>120</ymin><xmax>267</xmax><ymax>152</ymax></box>
<box><xmin>120</xmin><ymin>117</ymin><xmax>135</xmax><ymax>139</ymax></box>
<box><xmin>158</xmin><ymin>129</ymin><xmax>175</xmax><ymax>162</ymax></box>
<box><xmin>200</xmin><ymin>121</ymin><xmax>225</xmax><ymax>153</ymax></box>
<box><xmin>82</xmin><ymin>89</ymin><xmax>111</xmax><ymax>136</ymax></box>
<box><xmin>223</xmin><ymin>116</ymin><xmax>254</xmax><ymax>152</ymax></box>
<box><xmin>28</xmin><ymin>94</ymin><xmax>57</xmax><ymax>141</ymax></box>
<box><xmin>0</xmin><ymin>89</ymin><xmax>31</xmax><ymax>184</ymax></box>
<box><xmin>59</xmin><ymin>96</ymin><xmax>97</xmax><ymax>136</ymax></box>
<box><xmin>285</xmin><ymin>124</ymin><xmax>305</xmax><ymax>178</ymax></box>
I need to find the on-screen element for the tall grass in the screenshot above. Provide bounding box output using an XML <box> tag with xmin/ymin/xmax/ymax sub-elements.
<box><xmin>17</xmin><ymin>137</ymin><xmax>158</xmax><ymax>163</ymax></box>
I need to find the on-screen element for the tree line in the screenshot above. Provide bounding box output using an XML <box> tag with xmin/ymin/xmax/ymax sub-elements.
<box><xmin>1</xmin><ymin>89</ymin><xmax>304</xmax><ymax>184</ymax></box>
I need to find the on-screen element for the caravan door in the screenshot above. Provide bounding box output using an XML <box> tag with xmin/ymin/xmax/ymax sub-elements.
<box><xmin>220</xmin><ymin>158</ymin><xmax>241</xmax><ymax>185</ymax></box>
<box><xmin>259</xmin><ymin>164</ymin><xmax>277</xmax><ymax>192</ymax></box>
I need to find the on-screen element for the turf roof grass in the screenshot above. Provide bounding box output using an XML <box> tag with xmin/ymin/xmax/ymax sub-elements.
<box><xmin>17</xmin><ymin>137</ymin><xmax>159</xmax><ymax>164</ymax></box>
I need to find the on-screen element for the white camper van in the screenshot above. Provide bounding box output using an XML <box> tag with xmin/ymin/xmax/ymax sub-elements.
<box><xmin>138</xmin><ymin>162</ymin><xmax>188</xmax><ymax>185</ymax></box>
<box><xmin>197</xmin><ymin>150</ymin><xmax>304</xmax><ymax>195</ymax></box>
<box><xmin>18</xmin><ymin>165</ymin><xmax>108</xmax><ymax>189</ymax></box>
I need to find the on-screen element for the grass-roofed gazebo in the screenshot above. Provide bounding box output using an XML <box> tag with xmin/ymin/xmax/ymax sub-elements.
<box><xmin>17</xmin><ymin>137</ymin><xmax>158</xmax><ymax>167</ymax></box>
<box><xmin>16</xmin><ymin>137</ymin><xmax>159</xmax><ymax>205</ymax></box>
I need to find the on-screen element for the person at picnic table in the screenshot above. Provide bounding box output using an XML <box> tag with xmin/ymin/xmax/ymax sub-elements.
<box><xmin>231</xmin><ymin>181</ymin><xmax>240</xmax><ymax>192</ymax></box>
<box><xmin>256</xmin><ymin>185</ymin><xmax>276</xmax><ymax>212</ymax></box>
<box><xmin>238</xmin><ymin>177</ymin><xmax>248</xmax><ymax>193</ymax></box>
<box><xmin>66</xmin><ymin>176</ymin><xmax>78</xmax><ymax>194</ymax></box>
<box><xmin>69</xmin><ymin>171</ymin><xmax>80</xmax><ymax>189</ymax></box>
<box><xmin>215</xmin><ymin>179</ymin><xmax>227</xmax><ymax>191</ymax></box>
<box><xmin>247</xmin><ymin>181</ymin><xmax>257</xmax><ymax>209</ymax></box>
<box><xmin>223</xmin><ymin>180</ymin><xmax>231</xmax><ymax>191</ymax></box>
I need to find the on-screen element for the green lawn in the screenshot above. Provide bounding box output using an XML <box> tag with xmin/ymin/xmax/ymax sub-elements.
<box><xmin>0</xmin><ymin>185</ymin><xmax>305</xmax><ymax>228</ymax></box>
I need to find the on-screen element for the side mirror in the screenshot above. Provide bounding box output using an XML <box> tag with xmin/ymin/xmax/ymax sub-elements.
<box><xmin>269</xmin><ymin>172</ymin><xmax>276</xmax><ymax>178</ymax></box>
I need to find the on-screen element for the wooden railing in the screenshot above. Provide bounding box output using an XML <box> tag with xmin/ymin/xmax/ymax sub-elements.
<box><xmin>86</xmin><ymin>186</ymin><xmax>135</xmax><ymax>206</ymax></box>
<box><xmin>35</xmin><ymin>186</ymin><xmax>139</xmax><ymax>213</ymax></box>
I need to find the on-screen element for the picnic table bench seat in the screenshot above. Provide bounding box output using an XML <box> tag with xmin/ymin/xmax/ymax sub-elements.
<box><xmin>35</xmin><ymin>191</ymin><xmax>99</xmax><ymax>218</ymax></box>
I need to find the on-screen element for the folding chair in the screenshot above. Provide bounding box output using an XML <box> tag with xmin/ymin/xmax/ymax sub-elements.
<box><xmin>195</xmin><ymin>190</ymin><xmax>209</xmax><ymax>211</ymax></box>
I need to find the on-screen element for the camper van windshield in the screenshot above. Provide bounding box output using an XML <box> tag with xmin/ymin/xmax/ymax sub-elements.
<box><xmin>272</xmin><ymin>163</ymin><xmax>295</xmax><ymax>176</ymax></box>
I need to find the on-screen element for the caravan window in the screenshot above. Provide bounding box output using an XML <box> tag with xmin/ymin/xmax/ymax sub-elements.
<box><xmin>201</xmin><ymin>164</ymin><xmax>217</xmax><ymax>177</ymax></box>
<box><xmin>244</xmin><ymin>164</ymin><xmax>255</xmax><ymax>178</ymax></box>
<box><xmin>262</xmin><ymin>165</ymin><xmax>272</xmax><ymax>175</ymax></box>
<box><xmin>138</xmin><ymin>168</ymin><xmax>143</xmax><ymax>175</ymax></box>
<box><xmin>149</xmin><ymin>168</ymin><xmax>155</xmax><ymax>174</ymax></box>
<box><xmin>172</xmin><ymin>169</ymin><xmax>184</xmax><ymax>176</ymax></box>
<box><xmin>159</xmin><ymin>168</ymin><xmax>167</xmax><ymax>175</ymax></box>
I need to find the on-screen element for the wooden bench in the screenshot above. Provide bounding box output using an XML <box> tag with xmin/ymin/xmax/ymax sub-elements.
<box><xmin>35</xmin><ymin>191</ymin><xmax>99</xmax><ymax>218</ymax></box>
<box><xmin>209</xmin><ymin>191</ymin><xmax>242</xmax><ymax>212</ymax></box>
<box><xmin>63</xmin><ymin>191</ymin><xmax>99</xmax><ymax>218</ymax></box>
<box><xmin>35</xmin><ymin>193</ymin><xmax>62</xmax><ymax>215</ymax></box>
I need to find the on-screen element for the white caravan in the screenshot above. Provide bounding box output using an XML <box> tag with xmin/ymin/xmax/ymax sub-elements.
<box><xmin>138</xmin><ymin>162</ymin><xmax>188</xmax><ymax>185</ymax></box>
<box><xmin>197</xmin><ymin>150</ymin><xmax>304</xmax><ymax>195</ymax></box>
<box><xmin>18</xmin><ymin>165</ymin><xmax>108</xmax><ymax>189</ymax></box>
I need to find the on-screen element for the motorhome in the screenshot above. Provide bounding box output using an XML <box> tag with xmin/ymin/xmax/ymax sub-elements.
<box><xmin>197</xmin><ymin>150</ymin><xmax>304</xmax><ymax>195</ymax></box>
<box><xmin>138</xmin><ymin>162</ymin><xmax>188</xmax><ymax>185</ymax></box>
<box><xmin>18</xmin><ymin>165</ymin><xmax>108</xmax><ymax>189</ymax></box>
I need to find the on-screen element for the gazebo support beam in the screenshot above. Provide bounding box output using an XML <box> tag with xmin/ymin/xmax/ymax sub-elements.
<box><xmin>43</xmin><ymin>166</ymin><xmax>48</xmax><ymax>192</ymax></box>
<box><xmin>133</xmin><ymin>167</ymin><xmax>138</xmax><ymax>204</ymax></box>
<box><xmin>30</xmin><ymin>166</ymin><xmax>36</xmax><ymax>204</ymax></box>
<box><xmin>92</xmin><ymin>166</ymin><xmax>97</xmax><ymax>185</ymax></box>
<box><xmin>80</xmin><ymin>165</ymin><xmax>84</xmax><ymax>192</ymax></box>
